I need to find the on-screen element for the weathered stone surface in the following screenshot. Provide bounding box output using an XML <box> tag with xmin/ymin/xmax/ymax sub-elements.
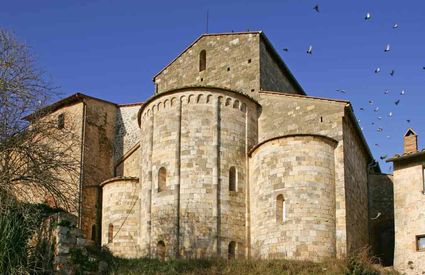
<box><xmin>101</xmin><ymin>177</ymin><xmax>140</xmax><ymax>258</ymax></box>
<box><xmin>25</xmin><ymin>32</ymin><xmax>395</xmax><ymax>265</ymax></box>
<box><xmin>249</xmin><ymin>135</ymin><xmax>337</xmax><ymax>261</ymax></box>
<box><xmin>392</xmin><ymin>160</ymin><xmax>425</xmax><ymax>274</ymax></box>
<box><xmin>114</xmin><ymin>104</ymin><xmax>142</xmax><ymax>163</ymax></box>
<box><xmin>153</xmin><ymin>32</ymin><xmax>302</xmax><ymax>98</ymax></box>
<box><xmin>139</xmin><ymin>88</ymin><xmax>258</xmax><ymax>259</ymax></box>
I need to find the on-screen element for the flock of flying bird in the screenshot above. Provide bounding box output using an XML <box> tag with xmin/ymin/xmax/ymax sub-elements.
<box><xmin>282</xmin><ymin>4</ymin><xmax>424</xmax><ymax>168</ymax></box>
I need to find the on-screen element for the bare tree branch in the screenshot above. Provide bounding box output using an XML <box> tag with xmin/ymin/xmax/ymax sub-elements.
<box><xmin>0</xmin><ymin>28</ymin><xmax>80</xmax><ymax>212</ymax></box>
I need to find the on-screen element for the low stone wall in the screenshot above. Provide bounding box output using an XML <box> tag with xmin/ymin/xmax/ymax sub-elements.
<box><xmin>33</xmin><ymin>212</ymin><xmax>108</xmax><ymax>274</ymax></box>
<box><xmin>52</xmin><ymin>213</ymin><xmax>93</xmax><ymax>273</ymax></box>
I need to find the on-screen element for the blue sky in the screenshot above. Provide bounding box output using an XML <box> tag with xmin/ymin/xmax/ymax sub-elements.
<box><xmin>2</xmin><ymin>0</ymin><xmax>424</xmax><ymax>171</ymax></box>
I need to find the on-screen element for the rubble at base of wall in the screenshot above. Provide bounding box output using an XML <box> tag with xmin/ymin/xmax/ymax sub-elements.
<box><xmin>40</xmin><ymin>212</ymin><xmax>107</xmax><ymax>275</ymax></box>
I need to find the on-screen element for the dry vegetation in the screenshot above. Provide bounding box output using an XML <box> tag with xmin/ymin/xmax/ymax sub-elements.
<box><xmin>109</xmin><ymin>252</ymin><xmax>398</xmax><ymax>275</ymax></box>
<box><xmin>0</xmin><ymin>27</ymin><xmax>80</xmax><ymax>274</ymax></box>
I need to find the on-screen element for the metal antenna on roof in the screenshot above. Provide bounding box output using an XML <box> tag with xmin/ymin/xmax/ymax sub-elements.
<box><xmin>206</xmin><ymin>10</ymin><xmax>209</xmax><ymax>33</ymax></box>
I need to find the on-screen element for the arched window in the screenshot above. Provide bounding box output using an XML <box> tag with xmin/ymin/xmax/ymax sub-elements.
<box><xmin>276</xmin><ymin>195</ymin><xmax>286</xmax><ymax>223</ymax></box>
<box><xmin>158</xmin><ymin>167</ymin><xmax>166</xmax><ymax>192</ymax></box>
<box><xmin>108</xmin><ymin>224</ymin><xmax>113</xmax><ymax>243</ymax></box>
<box><xmin>157</xmin><ymin>240</ymin><xmax>166</xmax><ymax>260</ymax></box>
<box><xmin>229</xmin><ymin>166</ymin><xmax>236</xmax><ymax>192</ymax></box>
<box><xmin>199</xmin><ymin>50</ymin><xmax>206</xmax><ymax>72</ymax></box>
<box><xmin>228</xmin><ymin>241</ymin><xmax>236</xmax><ymax>259</ymax></box>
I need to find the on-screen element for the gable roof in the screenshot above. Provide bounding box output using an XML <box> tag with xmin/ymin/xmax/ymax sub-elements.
<box><xmin>23</xmin><ymin>93</ymin><xmax>117</xmax><ymax>121</ymax></box>
<box><xmin>259</xmin><ymin>90</ymin><xmax>348</xmax><ymax>104</ymax></box>
<box><xmin>153</xmin><ymin>31</ymin><xmax>305</xmax><ymax>95</ymax></box>
<box><xmin>404</xmin><ymin>128</ymin><xmax>417</xmax><ymax>137</ymax></box>
<box><xmin>386</xmin><ymin>149</ymin><xmax>425</xmax><ymax>163</ymax></box>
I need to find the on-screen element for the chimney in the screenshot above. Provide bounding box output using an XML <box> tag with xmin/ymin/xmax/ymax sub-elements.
<box><xmin>404</xmin><ymin>128</ymin><xmax>418</xmax><ymax>154</ymax></box>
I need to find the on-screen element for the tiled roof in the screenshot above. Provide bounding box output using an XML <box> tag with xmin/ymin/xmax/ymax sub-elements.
<box><xmin>386</xmin><ymin>149</ymin><xmax>425</xmax><ymax>162</ymax></box>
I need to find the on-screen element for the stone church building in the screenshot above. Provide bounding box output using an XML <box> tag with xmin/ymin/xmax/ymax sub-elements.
<box><xmin>26</xmin><ymin>31</ymin><xmax>424</xmax><ymax>273</ymax></box>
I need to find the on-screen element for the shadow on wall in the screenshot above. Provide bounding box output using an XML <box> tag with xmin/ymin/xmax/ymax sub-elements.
<box><xmin>373</xmin><ymin>223</ymin><xmax>394</xmax><ymax>266</ymax></box>
<box><xmin>114</xmin><ymin>109</ymin><xmax>125</xmax><ymax>176</ymax></box>
<box><xmin>369</xmin><ymin>173</ymin><xmax>395</xmax><ymax>266</ymax></box>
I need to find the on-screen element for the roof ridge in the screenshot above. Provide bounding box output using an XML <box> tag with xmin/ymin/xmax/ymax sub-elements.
<box><xmin>153</xmin><ymin>31</ymin><xmax>261</xmax><ymax>80</ymax></box>
<box><xmin>259</xmin><ymin>90</ymin><xmax>349</xmax><ymax>104</ymax></box>
<box><xmin>24</xmin><ymin>92</ymin><xmax>118</xmax><ymax>121</ymax></box>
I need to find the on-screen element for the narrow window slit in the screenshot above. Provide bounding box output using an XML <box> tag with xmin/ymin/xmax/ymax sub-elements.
<box><xmin>199</xmin><ymin>50</ymin><xmax>206</xmax><ymax>72</ymax></box>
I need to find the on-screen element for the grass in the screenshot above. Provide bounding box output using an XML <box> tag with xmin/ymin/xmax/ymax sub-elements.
<box><xmin>109</xmin><ymin>255</ymin><xmax>399</xmax><ymax>275</ymax></box>
<box><xmin>0</xmin><ymin>192</ymin><xmax>62</xmax><ymax>274</ymax></box>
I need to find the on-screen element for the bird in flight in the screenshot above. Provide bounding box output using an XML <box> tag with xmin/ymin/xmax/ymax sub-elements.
<box><xmin>336</xmin><ymin>89</ymin><xmax>346</xmax><ymax>94</ymax></box>
<box><xmin>365</xmin><ymin>12</ymin><xmax>371</xmax><ymax>20</ymax></box>
<box><xmin>384</xmin><ymin>44</ymin><xmax>390</xmax><ymax>52</ymax></box>
<box><xmin>384</xmin><ymin>90</ymin><xmax>390</xmax><ymax>95</ymax></box>
<box><xmin>375</xmin><ymin>67</ymin><xmax>381</xmax><ymax>73</ymax></box>
<box><xmin>400</xmin><ymin>90</ymin><xmax>405</xmax><ymax>95</ymax></box>
<box><xmin>390</xmin><ymin>70</ymin><xmax>395</xmax><ymax>76</ymax></box>
<box><xmin>395</xmin><ymin>99</ymin><xmax>400</xmax><ymax>105</ymax></box>
<box><xmin>371</xmin><ymin>212</ymin><xmax>382</xmax><ymax>220</ymax></box>
<box><xmin>307</xmin><ymin>45</ymin><xmax>313</xmax><ymax>54</ymax></box>
<box><xmin>314</xmin><ymin>4</ymin><xmax>319</xmax><ymax>13</ymax></box>
<box><xmin>393</xmin><ymin>23</ymin><xmax>399</xmax><ymax>29</ymax></box>
<box><xmin>283</xmin><ymin>48</ymin><xmax>289</xmax><ymax>52</ymax></box>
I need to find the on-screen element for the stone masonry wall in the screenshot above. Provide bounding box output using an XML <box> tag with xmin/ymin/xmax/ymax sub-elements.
<box><xmin>249</xmin><ymin>135</ymin><xmax>337</xmax><ymax>261</ymax></box>
<box><xmin>101</xmin><ymin>178</ymin><xmax>140</xmax><ymax>258</ymax></box>
<box><xmin>139</xmin><ymin>105</ymin><xmax>154</xmax><ymax>256</ymax></box>
<box><xmin>369</xmin><ymin>174</ymin><xmax>394</xmax><ymax>266</ymax></box>
<box><xmin>114</xmin><ymin>104</ymin><xmax>142</xmax><ymax>163</ymax></box>
<box><xmin>37</xmin><ymin>212</ymin><xmax>96</xmax><ymax>274</ymax></box>
<box><xmin>257</xmin><ymin>92</ymin><xmax>350</xmax><ymax>258</ymax></box>
<box><xmin>393</xmin><ymin>159</ymin><xmax>425</xmax><ymax>274</ymax></box>
<box><xmin>150</xmin><ymin>91</ymin><xmax>180</xmax><ymax>259</ymax></box>
<box><xmin>257</xmin><ymin>92</ymin><xmax>345</xmax><ymax>143</ymax></box>
<box><xmin>259</xmin><ymin>40</ymin><xmax>298</xmax><ymax>94</ymax></box>
<box><xmin>115</xmin><ymin>145</ymin><xmax>140</xmax><ymax>177</ymax></box>
<box><xmin>342</xmin><ymin>116</ymin><xmax>370</xmax><ymax>255</ymax></box>
<box><xmin>139</xmin><ymin>88</ymin><xmax>258</xmax><ymax>259</ymax></box>
<box><xmin>81</xmin><ymin>98</ymin><xmax>117</xmax><ymax>241</ymax></box>
<box><xmin>154</xmin><ymin>33</ymin><xmax>260</xmax><ymax>96</ymax></box>
<box><xmin>19</xmin><ymin>103</ymin><xmax>84</xmax><ymax>215</ymax></box>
